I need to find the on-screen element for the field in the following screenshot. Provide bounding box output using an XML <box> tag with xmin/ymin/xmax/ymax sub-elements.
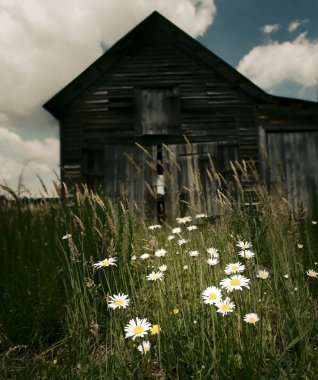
<box><xmin>0</xmin><ymin>179</ymin><xmax>318</xmax><ymax>379</ymax></box>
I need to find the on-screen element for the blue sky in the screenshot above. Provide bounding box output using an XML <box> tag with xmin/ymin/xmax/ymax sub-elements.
<box><xmin>0</xmin><ymin>0</ymin><xmax>317</xmax><ymax>195</ymax></box>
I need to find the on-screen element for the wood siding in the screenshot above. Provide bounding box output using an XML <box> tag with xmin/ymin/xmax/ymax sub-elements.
<box><xmin>264</xmin><ymin>131</ymin><xmax>318</xmax><ymax>212</ymax></box>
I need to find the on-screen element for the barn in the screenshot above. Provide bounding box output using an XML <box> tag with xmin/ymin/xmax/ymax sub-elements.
<box><xmin>44</xmin><ymin>11</ymin><xmax>318</xmax><ymax>219</ymax></box>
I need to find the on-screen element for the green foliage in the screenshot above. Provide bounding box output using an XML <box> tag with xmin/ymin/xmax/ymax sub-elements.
<box><xmin>0</xmin><ymin>187</ymin><xmax>318</xmax><ymax>379</ymax></box>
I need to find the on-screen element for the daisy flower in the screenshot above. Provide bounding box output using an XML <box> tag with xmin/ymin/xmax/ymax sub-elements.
<box><xmin>206</xmin><ymin>248</ymin><xmax>219</xmax><ymax>258</ymax></box>
<box><xmin>167</xmin><ymin>235</ymin><xmax>175</xmax><ymax>241</ymax></box>
<box><xmin>202</xmin><ymin>286</ymin><xmax>222</xmax><ymax>305</ymax></box>
<box><xmin>172</xmin><ymin>227</ymin><xmax>182</xmax><ymax>234</ymax></box>
<box><xmin>189</xmin><ymin>250</ymin><xmax>200</xmax><ymax>257</ymax></box>
<box><xmin>131</xmin><ymin>255</ymin><xmax>137</xmax><ymax>261</ymax></box>
<box><xmin>236</xmin><ymin>241</ymin><xmax>252</xmax><ymax>250</ymax></box>
<box><xmin>125</xmin><ymin>318</ymin><xmax>151</xmax><ymax>340</ymax></box>
<box><xmin>297</xmin><ymin>244</ymin><xmax>304</xmax><ymax>249</ymax></box>
<box><xmin>176</xmin><ymin>216</ymin><xmax>192</xmax><ymax>224</ymax></box>
<box><xmin>146</xmin><ymin>271</ymin><xmax>164</xmax><ymax>281</ymax></box>
<box><xmin>224</xmin><ymin>262</ymin><xmax>245</xmax><ymax>275</ymax></box>
<box><xmin>239</xmin><ymin>250</ymin><xmax>255</xmax><ymax>259</ymax></box>
<box><xmin>93</xmin><ymin>257</ymin><xmax>117</xmax><ymax>269</ymax></box>
<box><xmin>306</xmin><ymin>269</ymin><xmax>318</xmax><ymax>278</ymax></box>
<box><xmin>312</xmin><ymin>220</ymin><xmax>317</xmax><ymax>225</ymax></box>
<box><xmin>177</xmin><ymin>239</ymin><xmax>188</xmax><ymax>246</ymax></box>
<box><xmin>195</xmin><ymin>213</ymin><xmax>207</xmax><ymax>218</ymax></box>
<box><xmin>244</xmin><ymin>313</ymin><xmax>259</xmax><ymax>325</ymax></box>
<box><xmin>216</xmin><ymin>297</ymin><xmax>235</xmax><ymax>316</ymax></box>
<box><xmin>183</xmin><ymin>265</ymin><xmax>188</xmax><ymax>270</ymax></box>
<box><xmin>187</xmin><ymin>225</ymin><xmax>198</xmax><ymax>231</ymax></box>
<box><xmin>155</xmin><ymin>248</ymin><xmax>167</xmax><ymax>257</ymax></box>
<box><xmin>140</xmin><ymin>253</ymin><xmax>150</xmax><ymax>260</ymax></box>
<box><xmin>207</xmin><ymin>258</ymin><xmax>219</xmax><ymax>266</ymax></box>
<box><xmin>148</xmin><ymin>225</ymin><xmax>162</xmax><ymax>230</ymax></box>
<box><xmin>256</xmin><ymin>269</ymin><xmax>270</xmax><ymax>279</ymax></box>
<box><xmin>137</xmin><ymin>341</ymin><xmax>151</xmax><ymax>354</ymax></box>
<box><xmin>108</xmin><ymin>293</ymin><xmax>130</xmax><ymax>309</ymax></box>
<box><xmin>150</xmin><ymin>324</ymin><xmax>161</xmax><ymax>335</ymax></box>
<box><xmin>220</xmin><ymin>275</ymin><xmax>250</xmax><ymax>292</ymax></box>
<box><xmin>159</xmin><ymin>264</ymin><xmax>167</xmax><ymax>272</ymax></box>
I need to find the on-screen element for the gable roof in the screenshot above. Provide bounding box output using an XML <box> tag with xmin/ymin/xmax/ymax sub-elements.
<box><xmin>43</xmin><ymin>11</ymin><xmax>317</xmax><ymax>119</ymax></box>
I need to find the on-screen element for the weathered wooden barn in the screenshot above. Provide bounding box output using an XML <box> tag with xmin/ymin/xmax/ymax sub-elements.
<box><xmin>44</xmin><ymin>11</ymin><xmax>318</xmax><ymax>218</ymax></box>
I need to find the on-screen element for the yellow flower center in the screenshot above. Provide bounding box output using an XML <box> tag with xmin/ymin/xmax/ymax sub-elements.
<box><xmin>143</xmin><ymin>345</ymin><xmax>150</xmax><ymax>352</ymax></box>
<box><xmin>230</xmin><ymin>279</ymin><xmax>241</xmax><ymax>286</ymax></box>
<box><xmin>231</xmin><ymin>266</ymin><xmax>239</xmax><ymax>271</ymax></box>
<box><xmin>248</xmin><ymin>317</ymin><xmax>256</xmax><ymax>323</ymax></box>
<box><xmin>102</xmin><ymin>261</ymin><xmax>110</xmax><ymax>267</ymax></box>
<box><xmin>133</xmin><ymin>326</ymin><xmax>144</xmax><ymax>335</ymax></box>
<box><xmin>173</xmin><ymin>308</ymin><xmax>179</xmax><ymax>315</ymax></box>
<box><xmin>114</xmin><ymin>299</ymin><xmax>124</xmax><ymax>306</ymax></box>
<box><xmin>209</xmin><ymin>293</ymin><xmax>216</xmax><ymax>300</ymax></box>
<box><xmin>220</xmin><ymin>304</ymin><xmax>230</xmax><ymax>311</ymax></box>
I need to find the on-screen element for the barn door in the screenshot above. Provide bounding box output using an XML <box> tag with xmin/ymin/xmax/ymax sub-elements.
<box><xmin>104</xmin><ymin>144</ymin><xmax>157</xmax><ymax>218</ymax></box>
<box><xmin>266</xmin><ymin>131</ymin><xmax>318</xmax><ymax>211</ymax></box>
<box><xmin>162</xmin><ymin>142</ymin><xmax>219</xmax><ymax>218</ymax></box>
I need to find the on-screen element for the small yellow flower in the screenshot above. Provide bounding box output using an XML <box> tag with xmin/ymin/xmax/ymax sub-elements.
<box><xmin>150</xmin><ymin>324</ymin><xmax>161</xmax><ymax>335</ymax></box>
<box><xmin>173</xmin><ymin>308</ymin><xmax>179</xmax><ymax>315</ymax></box>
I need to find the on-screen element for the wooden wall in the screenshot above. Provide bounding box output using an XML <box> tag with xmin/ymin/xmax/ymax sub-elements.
<box><xmin>59</xmin><ymin>34</ymin><xmax>261</xmax><ymax>215</ymax></box>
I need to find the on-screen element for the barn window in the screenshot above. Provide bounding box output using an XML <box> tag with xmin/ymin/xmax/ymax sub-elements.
<box><xmin>135</xmin><ymin>87</ymin><xmax>179</xmax><ymax>135</ymax></box>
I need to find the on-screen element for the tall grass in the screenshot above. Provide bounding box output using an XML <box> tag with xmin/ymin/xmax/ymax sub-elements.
<box><xmin>0</xmin><ymin>167</ymin><xmax>318</xmax><ymax>379</ymax></box>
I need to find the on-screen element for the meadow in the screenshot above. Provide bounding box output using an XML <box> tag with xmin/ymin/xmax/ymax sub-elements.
<box><xmin>0</xmin><ymin>175</ymin><xmax>318</xmax><ymax>379</ymax></box>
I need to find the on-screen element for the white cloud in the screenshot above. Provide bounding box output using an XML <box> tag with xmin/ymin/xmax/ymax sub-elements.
<box><xmin>287</xmin><ymin>19</ymin><xmax>308</xmax><ymax>33</ymax></box>
<box><xmin>260</xmin><ymin>23</ymin><xmax>280</xmax><ymax>34</ymax></box>
<box><xmin>237</xmin><ymin>33</ymin><xmax>318</xmax><ymax>90</ymax></box>
<box><xmin>0</xmin><ymin>127</ymin><xmax>59</xmax><ymax>195</ymax></box>
<box><xmin>0</xmin><ymin>0</ymin><xmax>216</xmax><ymax>115</ymax></box>
<box><xmin>0</xmin><ymin>0</ymin><xmax>217</xmax><ymax>194</ymax></box>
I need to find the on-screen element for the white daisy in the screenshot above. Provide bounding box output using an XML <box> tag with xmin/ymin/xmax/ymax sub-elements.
<box><xmin>238</xmin><ymin>250</ymin><xmax>255</xmax><ymax>259</ymax></box>
<box><xmin>224</xmin><ymin>262</ymin><xmax>245</xmax><ymax>275</ymax></box>
<box><xmin>108</xmin><ymin>293</ymin><xmax>130</xmax><ymax>310</ymax></box>
<box><xmin>256</xmin><ymin>269</ymin><xmax>270</xmax><ymax>280</ymax></box>
<box><xmin>297</xmin><ymin>244</ymin><xmax>304</xmax><ymax>249</ymax></box>
<box><xmin>187</xmin><ymin>225</ymin><xmax>198</xmax><ymax>231</ymax></box>
<box><xmin>189</xmin><ymin>250</ymin><xmax>200</xmax><ymax>257</ymax></box>
<box><xmin>172</xmin><ymin>227</ymin><xmax>182</xmax><ymax>234</ymax></box>
<box><xmin>167</xmin><ymin>235</ymin><xmax>176</xmax><ymax>241</ymax></box>
<box><xmin>216</xmin><ymin>297</ymin><xmax>235</xmax><ymax>316</ymax></box>
<box><xmin>206</xmin><ymin>248</ymin><xmax>219</xmax><ymax>258</ymax></box>
<box><xmin>207</xmin><ymin>258</ymin><xmax>219</xmax><ymax>266</ymax></box>
<box><xmin>220</xmin><ymin>275</ymin><xmax>250</xmax><ymax>292</ymax></box>
<box><xmin>146</xmin><ymin>271</ymin><xmax>164</xmax><ymax>281</ymax></box>
<box><xmin>177</xmin><ymin>239</ymin><xmax>188</xmax><ymax>246</ymax></box>
<box><xmin>131</xmin><ymin>255</ymin><xmax>137</xmax><ymax>261</ymax></box>
<box><xmin>159</xmin><ymin>264</ymin><xmax>167</xmax><ymax>272</ymax></box>
<box><xmin>236</xmin><ymin>241</ymin><xmax>252</xmax><ymax>250</ymax></box>
<box><xmin>312</xmin><ymin>221</ymin><xmax>317</xmax><ymax>225</ymax></box>
<box><xmin>155</xmin><ymin>248</ymin><xmax>167</xmax><ymax>257</ymax></box>
<box><xmin>148</xmin><ymin>225</ymin><xmax>162</xmax><ymax>230</ymax></box>
<box><xmin>93</xmin><ymin>257</ymin><xmax>117</xmax><ymax>269</ymax></box>
<box><xmin>140</xmin><ymin>253</ymin><xmax>150</xmax><ymax>260</ymax></box>
<box><xmin>306</xmin><ymin>269</ymin><xmax>318</xmax><ymax>278</ymax></box>
<box><xmin>183</xmin><ymin>265</ymin><xmax>188</xmax><ymax>270</ymax></box>
<box><xmin>137</xmin><ymin>341</ymin><xmax>151</xmax><ymax>354</ymax></box>
<box><xmin>244</xmin><ymin>313</ymin><xmax>259</xmax><ymax>325</ymax></box>
<box><xmin>176</xmin><ymin>216</ymin><xmax>192</xmax><ymax>224</ymax></box>
<box><xmin>124</xmin><ymin>318</ymin><xmax>151</xmax><ymax>340</ymax></box>
<box><xmin>195</xmin><ymin>213</ymin><xmax>207</xmax><ymax>219</ymax></box>
<box><xmin>202</xmin><ymin>286</ymin><xmax>222</xmax><ymax>305</ymax></box>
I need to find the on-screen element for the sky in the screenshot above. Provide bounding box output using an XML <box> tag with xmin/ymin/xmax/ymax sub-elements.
<box><xmin>0</xmin><ymin>0</ymin><xmax>318</xmax><ymax>196</ymax></box>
